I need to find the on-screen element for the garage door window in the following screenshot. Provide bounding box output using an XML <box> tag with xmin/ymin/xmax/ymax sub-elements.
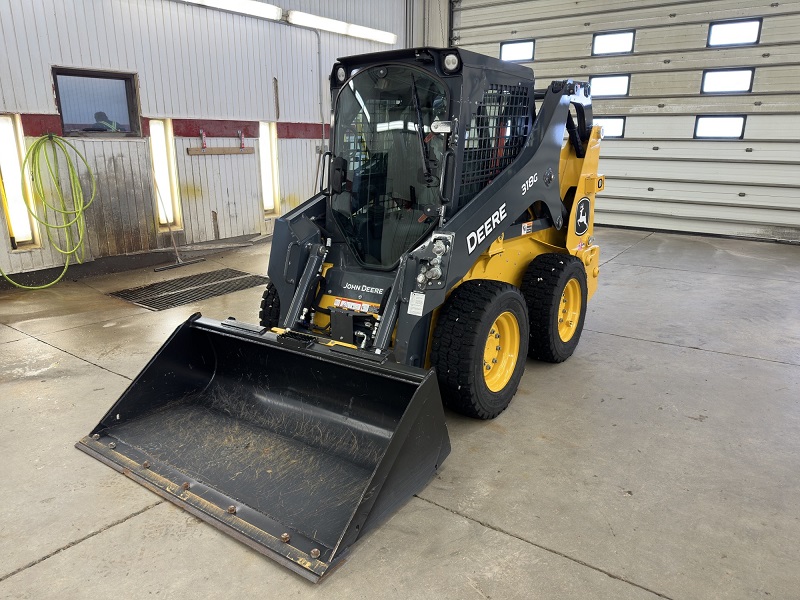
<box><xmin>593</xmin><ymin>117</ymin><xmax>625</xmax><ymax>138</ymax></box>
<box><xmin>500</xmin><ymin>40</ymin><xmax>534</xmax><ymax>62</ymax></box>
<box><xmin>53</xmin><ymin>69</ymin><xmax>140</xmax><ymax>135</ymax></box>
<box><xmin>701</xmin><ymin>69</ymin><xmax>754</xmax><ymax>93</ymax></box>
<box><xmin>707</xmin><ymin>19</ymin><xmax>762</xmax><ymax>47</ymax></box>
<box><xmin>589</xmin><ymin>75</ymin><xmax>630</xmax><ymax>97</ymax></box>
<box><xmin>694</xmin><ymin>116</ymin><xmax>746</xmax><ymax>139</ymax></box>
<box><xmin>592</xmin><ymin>31</ymin><xmax>635</xmax><ymax>55</ymax></box>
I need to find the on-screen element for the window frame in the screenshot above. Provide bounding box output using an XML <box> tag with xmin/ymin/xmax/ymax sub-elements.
<box><xmin>693</xmin><ymin>115</ymin><xmax>747</xmax><ymax>140</ymax></box>
<box><xmin>593</xmin><ymin>116</ymin><xmax>626</xmax><ymax>139</ymax></box>
<box><xmin>706</xmin><ymin>18</ymin><xmax>763</xmax><ymax>48</ymax></box>
<box><xmin>592</xmin><ymin>30</ymin><xmax>636</xmax><ymax>56</ymax></box>
<box><xmin>701</xmin><ymin>67</ymin><xmax>755</xmax><ymax>94</ymax></box>
<box><xmin>589</xmin><ymin>74</ymin><xmax>631</xmax><ymax>98</ymax></box>
<box><xmin>500</xmin><ymin>39</ymin><xmax>535</xmax><ymax>62</ymax></box>
<box><xmin>52</xmin><ymin>67</ymin><xmax>142</xmax><ymax>137</ymax></box>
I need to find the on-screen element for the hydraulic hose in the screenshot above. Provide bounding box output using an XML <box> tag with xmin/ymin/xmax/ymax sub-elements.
<box><xmin>0</xmin><ymin>135</ymin><xmax>96</xmax><ymax>289</ymax></box>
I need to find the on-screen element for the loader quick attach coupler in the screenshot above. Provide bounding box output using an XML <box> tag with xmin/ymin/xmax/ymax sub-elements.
<box><xmin>76</xmin><ymin>314</ymin><xmax>450</xmax><ymax>581</ymax></box>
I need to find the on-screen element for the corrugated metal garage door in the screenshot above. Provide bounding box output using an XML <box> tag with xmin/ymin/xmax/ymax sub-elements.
<box><xmin>452</xmin><ymin>0</ymin><xmax>800</xmax><ymax>242</ymax></box>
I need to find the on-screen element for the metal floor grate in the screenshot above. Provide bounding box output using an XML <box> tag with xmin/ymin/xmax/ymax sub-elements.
<box><xmin>110</xmin><ymin>268</ymin><xmax>268</xmax><ymax>311</ymax></box>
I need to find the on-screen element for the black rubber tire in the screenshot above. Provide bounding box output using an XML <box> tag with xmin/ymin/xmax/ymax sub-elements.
<box><xmin>431</xmin><ymin>280</ymin><xmax>529</xmax><ymax>420</ymax></box>
<box><xmin>258</xmin><ymin>281</ymin><xmax>281</xmax><ymax>328</ymax></box>
<box><xmin>520</xmin><ymin>253</ymin><xmax>588</xmax><ymax>363</ymax></box>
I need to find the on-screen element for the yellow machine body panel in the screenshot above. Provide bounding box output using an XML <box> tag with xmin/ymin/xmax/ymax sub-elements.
<box><xmin>458</xmin><ymin>125</ymin><xmax>604</xmax><ymax>299</ymax></box>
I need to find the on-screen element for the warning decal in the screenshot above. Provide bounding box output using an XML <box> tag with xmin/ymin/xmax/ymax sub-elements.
<box><xmin>407</xmin><ymin>292</ymin><xmax>425</xmax><ymax>316</ymax></box>
<box><xmin>333</xmin><ymin>298</ymin><xmax>378</xmax><ymax>314</ymax></box>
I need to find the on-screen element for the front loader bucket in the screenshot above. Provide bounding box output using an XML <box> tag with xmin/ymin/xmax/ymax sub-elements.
<box><xmin>76</xmin><ymin>315</ymin><xmax>450</xmax><ymax>581</ymax></box>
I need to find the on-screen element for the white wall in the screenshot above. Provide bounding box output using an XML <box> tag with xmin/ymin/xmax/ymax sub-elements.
<box><xmin>0</xmin><ymin>0</ymin><xmax>407</xmax><ymax>121</ymax></box>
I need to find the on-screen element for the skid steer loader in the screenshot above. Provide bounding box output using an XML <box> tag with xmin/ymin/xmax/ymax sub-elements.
<box><xmin>77</xmin><ymin>48</ymin><xmax>603</xmax><ymax>581</ymax></box>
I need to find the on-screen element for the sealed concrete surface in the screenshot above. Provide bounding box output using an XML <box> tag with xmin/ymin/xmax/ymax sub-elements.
<box><xmin>1</xmin><ymin>229</ymin><xmax>798</xmax><ymax>599</ymax></box>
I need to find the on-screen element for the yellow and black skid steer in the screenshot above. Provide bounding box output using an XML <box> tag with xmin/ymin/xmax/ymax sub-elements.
<box><xmin>77</xmin><ymin>48</ymin><xmax>604</xmax><ymax>581</ymax></box>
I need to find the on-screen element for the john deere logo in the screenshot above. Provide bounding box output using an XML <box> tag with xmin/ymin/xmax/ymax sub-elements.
<box><xmin>575</xmin><ymin>198</ymin><xmax>591</xmax><ymax>236</ymax></box>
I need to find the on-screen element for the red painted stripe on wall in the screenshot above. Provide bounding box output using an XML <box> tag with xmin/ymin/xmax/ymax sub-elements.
<box><xmin>20</xmin><ymin>114</ymin><xmax>63</xmax><ymax>137</ymax></box>
<box><xmin>171</xmin><ymin>119</ymin><xmax>259</xmax><ymax>138</ymax></box>
<box><xmin>172</xmin><ymin>120</ymin><xmax>328</xmax><ymax>139</ymax></box>
<box><xmin>18</xmin><ymin>115</ymin><xmax>329</xmax><ymax>140</ymax></box>
<box><xmin>276</xmin><ymin>122</ymin><xmax>329</xmax><ymax>139</ymax></box>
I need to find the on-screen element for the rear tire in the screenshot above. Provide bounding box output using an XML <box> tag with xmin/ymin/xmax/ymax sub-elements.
<box><xmin>431</xmin><ymin>280</ymin><xmax>529</xmax><ymax>420</ymax></box>
<box><xmin>259</xmin><ymin>281</ymin><xmax>281</xmax><ymax>328</ymax></box>
<box><xmin>520</xmin><ymin>253</ymin><xmax>588</xmax><ymax>363</ymax></box>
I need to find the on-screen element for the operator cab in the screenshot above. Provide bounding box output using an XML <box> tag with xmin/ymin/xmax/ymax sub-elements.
<box><xmin>329</xmin><ymin>63</ymin><xmax>449</xmax><ymax>269</ymax></box>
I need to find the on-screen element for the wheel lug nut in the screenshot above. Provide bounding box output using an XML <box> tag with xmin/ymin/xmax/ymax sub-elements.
<box><xmin>492</xmin><ymin>358</ymin><xmax>497</xmax><ymax>363</ymax></box>
<box><xmin>485</xmin><ymin>365</ymin><xmax>491</xmax><ymax>370</ymax></box>
<box><xmin>496</xmin><ymin>346</ymin><xmax>501</xmax><ymax>351</ymax></box>
<box><xmin>495</xmin><ymin>334</ymin><xmax>500</xmax><ymax>339</ymax></box>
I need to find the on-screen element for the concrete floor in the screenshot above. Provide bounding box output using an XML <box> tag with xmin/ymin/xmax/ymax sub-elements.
<box><xmin>1</xmin><ymin>227</ymin><xmax>799</xmax><ymax>599</ymax></box>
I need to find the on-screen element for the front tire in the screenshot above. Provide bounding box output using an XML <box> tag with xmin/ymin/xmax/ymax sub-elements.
<box><xmin>431</xmin><ymin>280</ymin><xmax>529</xmax><ymax>420</ymax></box>
<box><xmin>520</xmin><ymin>253</ymin><xmax>588</xmax><ymax>363</ymax></box>
<box><xmin>258</xmin><ymin>281</ymin><xmax>280</xmax><ymax>328</ymax></box>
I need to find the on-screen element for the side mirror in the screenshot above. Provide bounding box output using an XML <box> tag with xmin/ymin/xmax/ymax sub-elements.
<box><xmin>330</xmin><ymin>156</ymin><xmax>347</xmax><ymax>195</ymax></box>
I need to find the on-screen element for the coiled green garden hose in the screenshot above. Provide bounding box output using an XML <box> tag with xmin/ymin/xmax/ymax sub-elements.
<box><xmin>0</xmin><ymin>134</ymin><xmax>96</xmax><ymax>289</ymax></box>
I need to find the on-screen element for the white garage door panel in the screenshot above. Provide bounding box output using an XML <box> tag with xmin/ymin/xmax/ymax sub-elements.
<box><xmin>740</xmin><ymin>114</ymin><xmax>800</xmax><ymax>141</ymax></box>
<box><xmin>598</xmin><ymin>198</ymin><xmax>800</xmax><ymax>228</ymax></box>
<box><xmin>635</xmin><ymin>16</ymin><xmax>800</xmax><ymax>52</ymax></box>
<box><xmin>598</xmin><ymin>212</ymin><xmax>800</xmax><ymax>240</ymax></box>
<box><xmin>602</xmin><ymin>179</ymin><xmax>799</xmax><ymax>211</ymax></box>
<box><xmin>752</xmin><ymin>65</ymin><xmax>800</xmax><ymax>93</ymax></box>
<box><xmin>601</xmin><ymin>140</ymin><xmax>800</xmax><ymax>164</ymax></box>
<box><xmin>602</xmin><ymin>158</ymin><xmax>799</xmax><ymax>187</ymax></box>
<box><xmin>612</xmin><ymin>115</ymin><xmax>800</xmax><ymax>141</ymax></box>
<box><xmin>460</xmin><ymin>14</ymin><xmax>800</xmax><ymax>62</ymax></box>
<box><xmin>620</xmin><ymin>66</ymin><xmax>800</xmax><ymax>97</ymax></box>
<box><xmin>530</xmin><ymin>43</ymin><xmax>800</xmax><ymax>80</ymax></box>
<box><xmin>635</xmin><ymin>23</ymin><xmax>723</xmax><ymax>53</ymax></box>
<box><xmin>595</xmin><ymin>95</ymin><xmax>796</xmax><ymax>116</ymax></box>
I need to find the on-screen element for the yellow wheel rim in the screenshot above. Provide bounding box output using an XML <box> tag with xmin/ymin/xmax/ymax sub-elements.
<box><xmin>482</xmin><ymin>311</ymin><xmax>520</xmax><ymax>393</ymax></box>
<box><xmin>558</xmin><ymin>278</ymin><xmax>582</xmax><ymax>342</ymax></box>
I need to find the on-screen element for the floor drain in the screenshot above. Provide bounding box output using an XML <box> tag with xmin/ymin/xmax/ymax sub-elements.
<box><xmin>110</xmin><ymin>269</ymin><xmax>268</xmax><ymax>311</ymax></box>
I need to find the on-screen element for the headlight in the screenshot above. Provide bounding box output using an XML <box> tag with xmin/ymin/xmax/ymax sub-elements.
<box><xmin>443</xmin><ymin>53</ymin><xmax>460</xmax><ymax>73</ymax></box>
<box><xmin>335</xmin><ymin>66</ymin><xmax>346</xmax><ymax>83</ymax></box>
